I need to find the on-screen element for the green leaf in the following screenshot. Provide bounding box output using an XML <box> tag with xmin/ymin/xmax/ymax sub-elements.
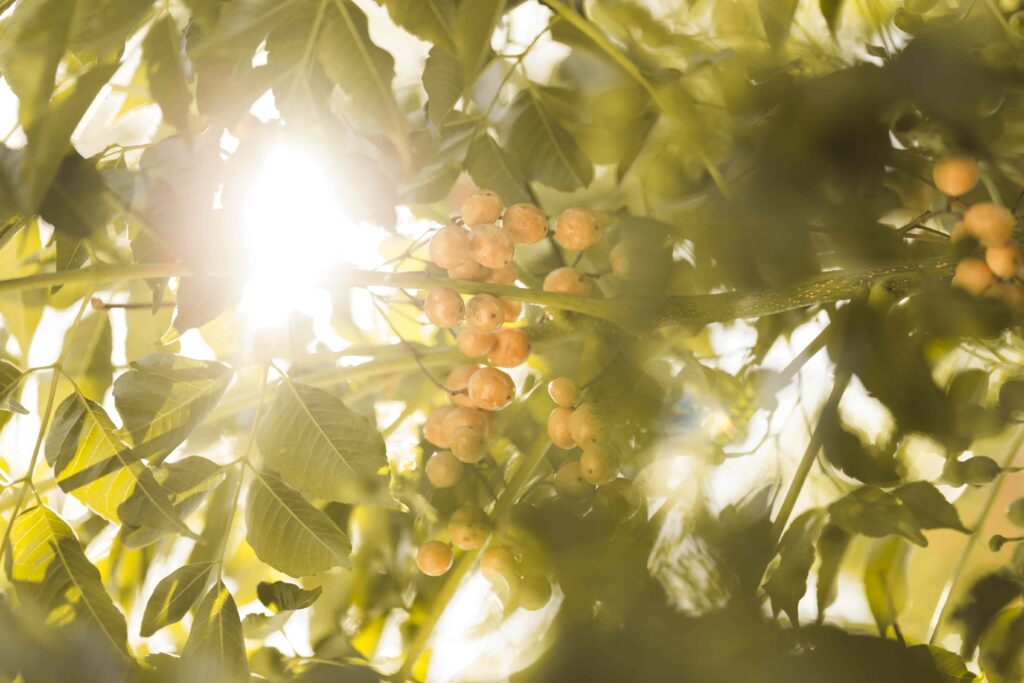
<box><xmin>864</xmin><ymin>536</ymin><xmax>911</xmax><ymax>637</ymax></box>
<box><xmin>765</xmin><ymin>508</ymin><xmax>826</xmax><ymax>626</ymax></box>
<box><xmin>67</xmin><ymin>0</ymin><xmax>153</xmax><ymax>63</ymax></box>
<box><xmin>257</xmin><ymin>380</ymin><xmax>386</xmax><ymax>503</ymax></box>
<box><xmin>952</xmin><ymin>572</ymin><xmax>1023</xmax><ymax>658</ymax></box>
<box><xmin>894</xmin><ymin>481</ymin><xmax>969</xmax><ymax>533</ymax></box>
<box><xmin>242</xmin><ymin>611</ymin><xmax>293</xmax><ymax>638</ymax></box>
<box><xmin>979</xmin><ymin>607</ymin><xmax>1024</xmax><ymax>683</ymax></box>
<box><xmin>52</xmin><ymin>231</ymin><xmax>88</xmax><ymax>293</ymax></box>
<box><xmin>6</xmin><ymin>506</ymin><xmax>130</xmax><ymax>659</ymax></box>
<box><xmin>907</xmin><ymin>645</ymin><xmax>977</xmax><ymax>683</ymax></box>
<box><xmin>206</xmin><ymin>0</ymin><xmax>304</xmax><ymax>57</ymax></box>
<box><xmin>168</xmin><ymin>276</ymin><xmax>242</xmax><ymax>339</ymax></box>
<box><xmin>423</xmin><ymin>46</ymin><xmax>463</xmax><ymax>126</ymax></box>
<box><xmin>318</xmin><ymin>0</ymin><xmax>397</xmax><ymax>119</ymax></box>
<box><xmin>815</xmin><ymin>523</ymin><xmax>851</xmax><ymax>624</ymax></box>
<box><xmin>257</xmin><ymin>581</ymin><xmax>322</xmax><ymax>612</ymax></box>
<box><xmin>245</xmin><ymin>470</ymin><xmax>352</xmax><ymax>577</ymax></box>
<box><xmin>453</xmin><ymin>0</ymin><xmax>505</xmax><ymax>79</ymax></box>
<box><xmin>140</xmin><ymin>562</ymin><xmax>214</xmax><ymax>637</ymax></box>
<box><xmin>60</xmin><ymin>310</ymin><xmax>113</xmax><ymax>402</ymax></box>
<box><xmin>820</xmin><ymin>405</ymin><xmax>900</xmax><ymax>485</ymax></box>
<box><xmin>123</xmin><ymin>456</ymin><xmax>225</xmax><ymax>548</ymax></box>
<box><xmin>0</xmin><ymin>360</ymin><xmax>27</xmax><ymax>414</ymax></box>
<box><xmin>143</xmin><ymin>15</ymin><xmax>193</xmax><ymax>135</ymax></box>
<box><xmin>112</xmin><ymin>353</ymin><xmax>233</xmax><ymax>463</ymax></box>
<box><xmin>178</xmin><ymin>581</ymin><xmax>249</xmax><ymax>683</ymax></box>
<box><xmin>44</xmin><ymin>391</ymin><xmax>192</xmax><ymax>535</ymax></box>
<box><xmin>506</xmin><ymin>89</ymin><xmax>593</xmax><ymax>191</ymax></box>
<box><xmin>760</xmin><ymin>0</ymin><xmax>800</xmax><ymax>49</ymax></box>
<box><xmin>0</xmin><ymin>0</ymin><xmax>73</xmax><ymax>126</ymax></box>
<box><xmin>38</xmin><ymin>152</ymin><xmax>113</xmax><ymax>239</ymax></box>
<box><xmin>828</xmin><ymin>483</ymin><xmax>966</xmax><ymax>547</ymax></box>
<box><xmin>465</xmin><ymin>132</ymin><xmax>531</xmax><ymax>205</ymax></box>
<box><xmin>376</xmin><ymin>0</ymin><xmax>455</xmax><ymax>51</ymax></box>
<box><xmin>819</xmin><ymin>0</ymin><xmax>845</xmax><ymax>36</ymax></box>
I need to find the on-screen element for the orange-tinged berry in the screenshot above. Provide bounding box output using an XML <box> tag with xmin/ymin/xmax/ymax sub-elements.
<box><xmin>442</xmin><ymin>406</ymin><xmax>491</xmax><ymax>440</ymax></box>
<box><xmin>554</xmin><ymin>208</ymin><xmax>599</xmax><ymax>251</ymax></box>
<box><xmin>503</xmin><ymin>203</ymin><xmax>548</xmax><ymax>244</ymax></box>
<box><xmin>456</xmin><ymin>329</ymin><xmax>496</xmax><ymax>358</ymax></box>
<box><xmin>488</xmin><ymin>328</ymin><xmax>531</xmax><ymax>368</ymax></box>
<box><xmin>547</xmin><ymin>407</ymin><xmax>575</xmax><ymax>448</ymax></box>
<box><xmin>481</xmin><ymin>545</ymin><xmax>518</xmax><ymax>587</ymax></box>
<box><xmin>569</xmin><ymin>403</ymin><xmax>606</xmax><ymax>447</ymax></box>
<box><xmin>446</xmin><ymin>363</ymin><xmax>480</xmax><ymax>407</ymax></box>
<box><xmin>424</xmin><ymin>406</ymin><xmax>455</xmax><ymax>448</ymax></box>
<box><xmin>503</xmin><ymin>299</ymin><xmax>523</xmax><ymax>322</ymax></box>
<box><xmin>465</xmin><ymin>293</ymin><xmax>505</xmax><ymax>332</ymax></box>
<box><xmin>933</xmin><ymin>157</ymin><xmax>980</xmax><ymax>197</ymax></box>
<box><xmin>986</xmin><ymin>244</ymin><xmax>1022</xmax><ymax>278</ymax></box>
<box><xmin>425</xmin><ymin>451</ymin><xmax>463</xmax><ymax>488</ymax></box>
<box><xmin>425</xmin><ymin>288</ymin><xmax>464</xmax><ymax>328</ymax></box>
<box><xmin>417</xmin><ymin>541</ymin><xmax>454</xmax><ymax>576</ymax></box>
<box><xmin>429</xmin><ymin>225</ymin><xmax>471</xmax><ymax>269</ymax></box>
<box><xmin>554</xmin><ymin>460</ymin><xmax>593</xmax><ymax>498</ymax></box>
<box><xmin>580</xmin><ymin>443</ymin><xmax>618</xmax><ymax>485</ymax></box>
<box><xmin>486</xmin><ymin>263</ymin><xmax>518</xmax><ymax>285</ymax></box>
<box><xmin>543</xmin><ymin>267</ymin><xmax>591</xmax><ymax>295</ymax></box>
<box><xmin>461</xmin><ymin>190</ymin><xmax>504</xmax><ymax>227</ymax></box>
<box><xmin>449</xmin><ymin>506</ymin><xmax>490</xmax><ymax>550</ymax></box>
<box><xmin>469</xmin><ymin>224</ymin><xmax>515</xmax><ymax>269</ymax></box>
<box><xmin>518</xmin><ymin>575</ymin><xmax>552</xmax><ymax>611</ymax></box>
<box><xmin>450</xmin><ymin>426</ymin><xmax>485</xmax><ymax>463</ymax></box>
<box><xmin>468</xmin><ymin>367</ymin><xmax>516</xmax><ymax>411</ymax></box>
<box><xmin>953</xmin><ymin>257</ymin><xmax>997</xmax><ymax>295</ymax></box>
<box><xmin>448</xmin><ymin>259</ymin><xmax>492</xmax><ymax>281</ymax></box>
<box><xmin>964</xmin><ymin>202</ymin><xmax>1015</xmax><ymax>247</ymax></box>
<box><xmin>547</xmin><ymin>377</ymin><xmax>579</xmax><ymax>408</ymax></box>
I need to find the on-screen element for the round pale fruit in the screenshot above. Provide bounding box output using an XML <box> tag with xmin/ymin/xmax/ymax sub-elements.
<box><xmin>468</xmin><ymin>367</ymin><xmax>516</xmax><ymax>411</ymax></box>
<box><xmin>953</xmin><ymin>257</ymin><xmax>997</xmax><ymax>295</ymax></box>
<box><xmin>465</xmin><ymin>293</ymin><xmax>505</xmax><ymax>332</ymax></box>
<box><xmin>424</xmin><ymin>406</ymin><xmax>455</xmax><ymax>448</ymax></box>
<box><xmin>547</xmin><ymin>407</ymin><xmax>575</xmax><ymax>449</ymax></box>
<box><xmin>480</xmin><ymin>545</ymin><xmax>518</xmax><ymax>587</ymax></box>
<box><xmin>503</xmin><ymin>203</ymin><xmax>548</xmax><ymax>244</ymax></box>
<box><xmin>448</xmin><ymin>506</ymin><xmax>490</xmax><ymax>550</ymax></box>
<box><xmin>986</xmin><ymin>281</ymin><xmax>1024</xmax><ymax>309</ymax></box>
<box><xmin>446</xmin><ymin>363</ymin><xmax>480</xmax><ymax>407</ymax></box>
<box><xmin>518</xmin><ymin>575</ymin><xmax>552</xmax><ymax>611</ymax></box>
<box><xmin>450</xmin><ymin>426</ymin><xmax>485</xmax><ymax>463</ymax></box>
<box><xmin>949</xmin><ymin>221</ymin><xmax>969</xmax><ymax>242</ymax></box>
<box><xmin>580</xmin><ymin>443</ymin><xmax>618</xmax><ymax>485</ymax></box>
<box><xmin>425</xmin><ymin>451</ymin><xmax>463</xmax><ymax>488</ymax></box>
<box><xmin>986</xmin><ymin>244</ymin><xmax>1022</xmax><ymax>278</ymax></box>
<box><xmin>486</xmin><ymin>263</ymin><xmax>518</xmax><ymax>285</ymax></box>
<box><xmin>416</xmin><ymin>541</ymin><xmax>454</xmax><ymax>576</ymax></box>
<box><xmin>425</xmin><ymin>288</ymin><xmax>465</xmax><ymax>328</ymax></box>
<box><xmin>554</xmin><ymin>460</ymin><xmax>593</xmax><ymax>498</ymax></box>
<box><xmin>569</xmin><ymin>404</ymin><xmax>606</xmax><ymax>447</ymax></box>
<box><xmin>448</xmin><ymin>258</ymin><xmax>491</xmax><ymax>281</ymax></box>
<box><xmin>442</xmin><ymin>406</ymin><xmax>491</xmax><ymax>440</ymax></box>
<box><xmin>502</xmin><ymin>299</ymin><xmax>523</xmax><ymax>323</ymax></box>
<box><xmin>456</xmin><ymin>329</ymin><xmax>496</xmax><ymax>358</ymax></box>
<box><xmin>554</xmin><ymin>208</ymin><xmax>599</xmax><ymax>251</ymax></box>
<box><xmin>964</xmin><ymin>202</ymin><xmax>1015</xmax><ymax>247</ymax></box>
<box><xmin>933</xmin><ymin>157</ymin><xmax>979</xmax><ymax>197</ymax></box>
<box><xmin>547</xmin><ymin>377</ymin><xmax>579</xmax><ymax>408</ymax></box>
<box><xmin>469</xmin><ymin>224</ymin><xmax>515</xmax><ymax>269</ymax></box>
<box><xmin>429</xmin><ymin>225</ymin><xmax>470</xmax><ymax>269</ymax></box>
<box><xmin>488</xmin><ymin>328</ymin><xmax>531</xmax><ymax>368</ymax></box>
<box><xmin>461</xmin><ymin>190</ymin><xmax>504</xmax><ymax>228</ymax></box>
<box><xmin>543</xmin><ymin>267</ymin><xmax>591</xmax><ymax>295</ymax></box>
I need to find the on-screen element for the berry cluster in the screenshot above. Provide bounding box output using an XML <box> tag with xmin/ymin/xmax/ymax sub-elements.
<box><xmin>545</xmin><ymin>378</ymin><xmax>618</xmax><ymax>496</ymax></box>
<box><xmin>938</xmin><ymin>157</ymin><xmax>1024</xmax><ymax>303</ymax></box>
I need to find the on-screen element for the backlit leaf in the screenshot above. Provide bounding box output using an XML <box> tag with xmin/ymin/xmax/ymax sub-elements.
<box><xmin>864</xmin><ymin>536</ymin><xmax>911</xmax><ymax>637</ymax></box>
<box><xmin>506</xmin><ymin>89</ymin><xmax>592</xmax><ymax>191</ymax></box>
<box><xmin>257</xmin><ymin>580</ymin><xmax>322</xmax><ymax>612</ymax></box>
<box><xmin>178</xmin><ymin>581</ymin><xmax>249</xmax><ymax>683</ymax></box>
<box><xmin>765</xmin><ymin>508</ymin><xmax>826</xmax><ymax>626</ymax></box>
<box><xmin>376</xmin><ymin>0</ymin><xmax>455</xmax><ymax>51</ymax></box>
<box><xmin>465</xmin><ymin>132</ymin><xmax>531</xmax><ymax>205</ymax></box>
<box><xmin>143</xmin><ymin>15</ymin><xmax>193</xmax><ymax>135</ymax></box>
<box><xmin>140</xmin><ymin>562</ymin><xmax>214</xmax><ymax>637</ymax></box>
<box><xmin>423</xmin><ymin>46</ymin><xmax>463</xmax><ymax>126</ymax></box>
<box><xmin>60</xmin><ymin>311</ymin><xmax>113</xmax><ymax>402</ymax></box>
<box><xmin>318</xmin><ymin>0</ymin><xmax>397</xmax><ymax>119</ymax></box>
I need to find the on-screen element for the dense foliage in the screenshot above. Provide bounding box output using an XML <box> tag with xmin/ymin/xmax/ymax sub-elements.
<box><xmin>3</xmin><ymin>0</ymin><xmax>1024</xmax><ymax>681</ymax></box>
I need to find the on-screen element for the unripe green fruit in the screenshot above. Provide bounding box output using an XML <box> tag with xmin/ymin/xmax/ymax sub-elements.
<box><xmin>424</xmin><ymin>406</ymin><xmax>455</xmax><ymax>448</ymax></box>
<box><xmin>547</xmin><ymin>377</ymin><xmax>579</xmax><ymax>408</ymax></box>
<box><xmin>425</xmin><ymin>451</ymin><xmax>463</xmax><ymax>488</ymax></box>
<box><xmin>933</xmin><ymin>157</ymin><xmax>979</xmax><ymax>197</ymax></box>
<box><xmin>488</xmin><ymin>328</ymin><xmax>531</xmax><ymax>368</ymax></box>
<box><xmin>450</xmin><ymin>426</ymin><xmax>485</xmax><ymax>463</ymax></box>
<box><xmin>425</xmin><ymin>288</ymin><xmax>465</xmax><ymax>328</ymax></box>
<box><xmin>448</xmin><ymin>258</ymin><xmax>491</xmax><ymax>281</ymax></box>
<box><xmin>547</xmin><ymin>407</ymin><xmax>575</xmax><ymax>449</ymax></box>
<box><xmin>554</xmin><ymin>208</ymin><xmax>599</xmax><ymax>251</ymax></box>
<box><xmin>554</xmin><ymin>460</ymin><xmax>593</xmax><ymax>498</ymax></box>
<box><xmin>543</xmin><ymin>267</ymin><xmax>591</xmax><ymax>295</ymax></box>
<box><xmin>465</xmin><ymin>293</ymin><xmax>505</xmax><ymax>332</ymax></box>
<box><xmin>429</xmin><ymin>225</ymin><xmax>471</xmax><ymax>269</ymax></box>
<box><xmin>469</xmin><ymin>224</ymin><xmax>515</xmax><ymax>269</ymax></box>
<box><xmin>579</xmin><ymin>443</ymin><xmax>618</xmax><ymax>485</ymax></box>
<box><xmin>503</xmin><ymin>203</ymin><xmax>548</xmax><ymax>245</ymax></box>
<box><xmin>964</xmin><ymin>203</ymin><xmax>1015</xmax><ymax>247</ymax></box>
<box><xmin>461</xmin><ymin>190</ymin><xmax>504</xmax><ymax>227</ymax></box>
<box><xmin>446</xmin><ymin>363</ymin><xmax>480</xmax><ymax>407</ymax></box>
<box><xmin>456</xmin><ymin>329</ymin><xmax>495</xmax><ymax>358</ymax></box>
<box><xmin>448</xmin><ymin>506</ymin><xmax>490</xmax><ymax>550</ymax></box>
<box><xmin>569</xmin><ymin>404</ymin><xmax>606</xmax><ymax>447</ymax></box>
<box><xmin>480</xmin><ymin>545</ymin><xmax>518</xmax><ymax>587</ymax></box>
<box><xmin>962</xmin><ymin>455</ymin><xmax>1001</xmax><ymax>485</ymax></box>
<box><xmin>986</xmin><ymin>244</ymin><xmax>1021</xmax><ymax>278</ymax></box>
<box><xmin>468</xmin><ymin>367</ymin><xmax>515</xmax><ymax>411</ymax></box>
<box><xmin>953</xmin><ymin>258</ymin><xmax>996</xmax><ymax>295</ymax></box>
<box><xmin>518</xmin><ymin>575</ymin><xmax>552</xmax><ymax>611</ymax></box>
<box><xmin>416</xmin><ymin>541</ymin><xmax>454</xmax><ymax>576</ymax></box>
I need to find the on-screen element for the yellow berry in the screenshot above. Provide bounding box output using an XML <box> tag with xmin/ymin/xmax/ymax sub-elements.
<box><xmin>424</xmin><ymin>406</ymin><xmax>455</xmax><ymax>448</ymax></box>
<box><xmin>450</xmin><ymin>426</ymin><xmax>485</xmax><ymax>463</ymax></box>
<box><xmin>446</xmin><ymin>363</ymin><xmax>480</xmax><ymax>407</ymax></box>
<box><xmin>543</xmin><ymin>267</ymin><xmax>591</xmax><ymax>295</ymax></box>
<box><xmin>569</xmin><ymin>403</ymin><xmax>606</xmax><ymax>447</ymax></box>
<box><xmin>465</xmin><ymin>293</ymin><xmax>504</xmax><ymax>332</ymax></box>
<box><xmin>468</xmin><ymin>367</ymin><xmax>515</xmax><ymax>411</ymax></box>
<box><xmin>448</xmin><ymin>259</ymin><xmax>491</xmax><ymax>281</ymax></box>
<box><xmin>964</xmin><ymin>203</ymin><xmax>1015</xmax><ymax>247</ymax></box>
<box><xmin>456</xmin><ymin>329</ymin><xmax>496</xmax><ymax>358</ymax></box>
<box><xmin>424</xmin><ymin>287</ymin><xmax>464</xmax><ymax>328</ymax></box>
<box><xmin>950</xmin><ymin>221</ymin><xmax>969</xmax><ymax>242</ymax></box>
<box><xmin>461</xmin><ymin>190</ymin><xmax>504</xmax><ymax>227</ymax></box>
<box><xmin>469</xmin><ymin>224</ymin><xmax>515</xmax><ymax>269</ymax></box>
<box><xmin>986</xmin><ymin>244</ymin><xmax>1022</xmax><ymax>278</ymax></box>
<box><xmin>429</xmin><ymin>225</ymin><xmax>470</xmax><ymax>269</ymax></box>
<box><xmin>488</xmin><ymin>328</ymin><xmax>531</xmax><ymax>368</ymax></box>
<box><xmin>554</xmin><ymin>460</ymin><xmax>593</xmax><ymax>498</ymax></box>
<box><xmin>480</xmin><ymin>545</ymin><xmax>518</xmax><ymax>587</ymax></box>
<box><xmin>547</xmin><ymin>377</ymin><xmax>579</xmax><ymax>408</ymax></box>
<box><xmin>416</xmin><ymin>541</ymin><xmax>454</xmax><ymax>576</ymax></box>
<box><xmin>580</xmin><ymin>443</ymin><xmax>618</xmax><ymax>485</ymax></box>
<box><xmin>502</xmin><ymin>299</ymin><xmax>522</xmax><ymax>323</ymax></box>
<box><xmin>425</xmin><ymin>451</ymin><xmax>463</xmax><ymax>488</ymax></box>
<box><xmin>933</xmin><ymin>157</ymin><xmax>979</xmax><ymax>197</ymax></box>
<box><xmin>953</xmin><ymin>257</ymin><xmax>997</xmax><ymax>295</ymax></box>
<box><xmin>503</xmin><ymin>203</ymin><xmax>548</xmax><ymax>244</ymax></box>
<box><xmin>547</xmin><ymin>407</ymin><xmax>575</xmax><ymax>449</ymax></box>
<box><xmin>442</xmin><ymin>406</ymin><xmax>491</xmax><ymax>440</ymax></box>
<box><xmin>554</xmin><ymin>208</ymin><xmax>599</xmax><ymax>251</ymax></box>
<box><xmin>448</xmin><ymin>506</ymin><xmax>490</xmax><ymax>550</ymax></box>
<box><xmin>518</xmin><ymin>575</ymin><xmax>552</xmax><ymax>611</ymax></box>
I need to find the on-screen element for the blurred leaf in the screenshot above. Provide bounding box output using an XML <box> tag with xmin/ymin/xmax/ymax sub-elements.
<box><xmin>258</xmin><ymin>380</ymin><xmax>387</xmax><ymax>503</ymax></box>
<box><xmin>169</xmin><ymin>276</ymin><xmax>242</xmax><ymax>338</ymax></box>
<box><xmin>453</xmin><ymin>0</ymin><xmax>505</xmax><ymax>79</ymax></box>
<box><xmin>143</xmin><ymin>15</ymin><xmax>193</xmax><ymax>135</ymax></box>
<box><xmin>112</xmin><ymin>353</ymin><xmax>233</xmax><ymax>463</ymax></box>
<box><xmin>820</xmin><ymin>406</ymin><xmax>901</xmax><ymax>485</ymax></box>
<box><xmin>6</xmin><ymin>506</ymin><xmax>130</xmax><ymax>660</ymax></box>
<box><xmin>0</xmin><ymin>360</ymin><xmax>26</xmax><ymax>415</ymax></box>
<box><xmin>242</xmin><ymin>611</ymin><xmax>293</xmax><ymax>638</ymax></box>
<box><xmin>318</xmin><ymin>0</ymin><xmax>397</xmax><ymax>119</ymax></box>
<box><xmin>0</xmin><ymin>0</ymin><xmax>72</xmax><ymax>125</ymax></box>
<box><xmin>979</xmin><ymin>607</ymin><xmax>1024</xmax><ymax>683</ymax></box>
<box><xmin>765</xmin><ymin>508</ymin><xmax>826</xmax><ymax>626</ymax></box>
<box><xmin>894</xmin><ymin>481</ymin><xmax>969</xmax><ymax>533</ymax></box>
<box><xmin>816</xmin><ymin>523</ymin><xmax>851</xmax><ymax>624</ymax></box>
<box><xmin>953</xmin><ymin>572</ymin><xmax>1024</xmax><ymax>658</ymax></box>
<box><xmin>257</xmin><ymin>581</ymin><xmax>322</xmax><ymax>612</ymax></box>
<box><xmin>123</xmin><ymin>455</ymin><xmax>225</xmax><ymax>548</ymax></box>
<box><xmin>760</xmin><ymin>0</ymin><xmax>799</xmax><ymax>49</ymax></box>
<box><xmin>140</xmin><ymin>562</ymin><xmax>214</xmax><ymax>637</ymax></box>
<box><xmin>465</xmin><ymin>132</ymin><xmax>531</xmax><ymax>205</ymax></box>
<box><xmin>179</xmin><ymin>581</ymin><xmax>249</xmax><ymax>683</ymax></box>
<box><xmin>864</xmin><ymin>536</ymin><xmax>911</xmax><ymax>637</ymax></box>
<box><xmin>423</xmin><ymin>46</ymin><xmax>463</xmax><ymax>126</ymax></box>
<box><xmin>376</xmin><ymin>0</ymin><xmax>455</xmax><ymax>51</ymax></box>
<box><xmin>38</xmin><ymin>152</ymin><xmax>112</xmax><ymax>240</ymax></box>
<box><xmin>828</xmin><ymin>486</ymin><xmax>925</xmax><ymax>546</ymax></box>
<box><xmin>52</xmin><ymin>232</ymin><xmax>88</xmax><ymax>293</ymax></box>
<box><xmin>906</xmin><ymin>645</ymin><xmax>977</xmax><ymax>682</ymax></box>
<box><xmin>245</xmin><ymin>470</ymin><xmax>352</xmax><ymax>576</ymax></box>
<box><xmin>206</xmin><ymin>0</ymin><xmax>302</xmax><ymax>57</ymax></box>
<box><xmin>819</xmin><ymin>0</ymin><xmax>845</xmax><ymax>36</ymax></box>
<box><xmin>60</xmin><ymin>311</ymin><xmax>113</xmax><ymax>402</ymax></box>
<box><xmin>506</xmin><ymin>89</ymin><xmax>593</xmax><ymax>191</ymax></box>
